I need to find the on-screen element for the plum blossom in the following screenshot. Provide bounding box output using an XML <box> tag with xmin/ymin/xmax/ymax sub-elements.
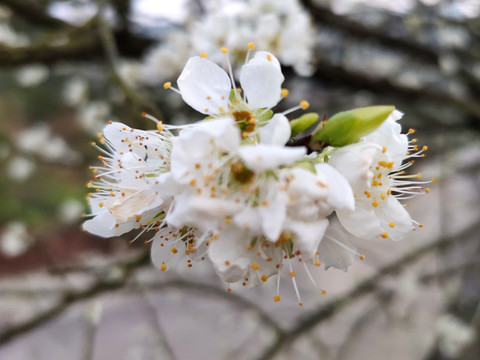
<box><xmin>84</xmin><ymin>46</ymin><xmax>431</xmax><ymax>305</ymax></box>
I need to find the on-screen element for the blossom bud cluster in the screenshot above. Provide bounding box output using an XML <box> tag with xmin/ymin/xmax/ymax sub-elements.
<box><xmin>85</xmin><ymin>47</ymin><xmax>431</xmax><ymax>304</ymax></box>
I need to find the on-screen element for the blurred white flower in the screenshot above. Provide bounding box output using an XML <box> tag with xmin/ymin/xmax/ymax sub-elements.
<box><xmin>77</xmin><ymin>101</ymin><xmax>111</xmax><ymax>135</ymax></box>
<box><xmin>63</xmin><ymin>77</ymin><xmax>89</xmax><ymax>106</ymax></box>
<box><xmin>58</xmin><ymin>199</ymin><xmax>85</xmax><ymax>224</ymax></box>
<box><xmin>16</xmin><ymin>123</ymin><xmax>81</xmax><ymax>164</ymax></box>
<box><xmin>15</xmin><ymin>64</ymin><xmax>49</xmax><ymax>87</ymax></box>
<box><xmin>118</xmin><ymin>61</ymin><xmax>143</xmax><ymax>88</ymax></box>
<box><xmin>141</xmin><ymin>0</ymin><xmax>315</xmax><ymax>83</ymax></box>
<box><xmin>435</xmin><ymin>314</ymin><xmax>475</xmax><ymax>357</ymax></box>
<box><xmin>0</xmin><ymin>222</ymin><xmax>34</xmax><ymax>257</ymax></box>
<box><xmin>6</xmin><ymin>156</ymin><xmax>36</xmax><ymax>182</ymax></box>
<box><xmin>142</xmin><ymin>31</ymin><xmax>191</xmax><ymax>85</ymax></box>
<box><xmin>0</xmin><ymin>23</ymin><xmax>29</xmax><ymax>47</ymax></box>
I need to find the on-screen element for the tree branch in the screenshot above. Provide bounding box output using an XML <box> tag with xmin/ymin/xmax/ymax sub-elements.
<box><xmin>300</xmin><ymin>0</ymin><xmax>439</xmax><ymax>64</ymax></box>
<box><xmin>0</xmin><ymin>0</ymin><xmax>70</xmax><ymax>28</ymax></box>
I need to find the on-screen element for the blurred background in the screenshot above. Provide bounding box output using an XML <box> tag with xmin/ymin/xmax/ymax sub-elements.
<box><xmin>0</xmin><ymin>0</ymin><xmax>479</xmax><ymax>359</ymax></box>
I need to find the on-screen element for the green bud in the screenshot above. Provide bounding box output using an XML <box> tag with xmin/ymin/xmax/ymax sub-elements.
<box><xmin>310</xmin><ymin>105</ymin><xmax>395</xmax><ymax>147</ymax></box>
<box><xmin>289</xmin><ymin>113</ymin><xmax>319</xmax><ymax>136</ymax></box>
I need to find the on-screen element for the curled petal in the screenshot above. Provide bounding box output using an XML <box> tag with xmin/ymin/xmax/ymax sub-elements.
<box><xmin>208</xmin><ymin>228</ymin><xmax>250</xmax><ymax>283</ymax></box>
<box><xmin>318</xmin><ymin>217</ymin><xmax>358</xmax><ymax>271</ymax></box>
<box><xmin>240</xmin><ymin>51</ymin><xmax>284</xmax><ymax>109</ymax></box>
<box><xmin>177</xmin><ymin>56</ymin><xmax>231</xmax><ymax>114</ymax></box>
<box><xmin>259</xmin><ymin>114</ymin><xmax>291</xmax><ymax>145</ymax></box>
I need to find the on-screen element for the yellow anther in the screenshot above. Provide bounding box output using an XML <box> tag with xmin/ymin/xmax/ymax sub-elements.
<box><xmin>380</xmin><ymin>232</ymin><xmax>389</xmax><ymax>239</ymax></box>
<box><xmin>289</xmin><ymin>271</ymin><xmax>296</xmax><ymax>277</ymax></box>
<box><xmin>409</xmin><ymin>128</ymin><xmax>416</xmax><ymax>134</ymax></box>
<box><xmin>225</xmin><ymin>260</ymin><xmax>230</xmax><ymax>266</ymax></box>
<box><xmin>364</xmin><ymin>190</ymin><xmax>371</xmax><ymax>198</ymax></box>
<box><xmin>163</xmin><ymin>82</ymin><xmax>171</xmax><ymax>89</ymax></box>
<box><xmin>251</xmin><ymin>262</ymin><xmax>260</xmax><ymax>270</ymax></box>
<box><xmin>382</xmin><ymin>146</ymin><xmax>387</xmax><ymax>153</ymax></box>
<box><xmin>423</xmin><ymin>145</ymin><xmax>428</xmax><ymax>151</ymax></box>
<box><xmin>212</xmin><ymin>233</ymin><xmax>219</xmax><ymax>240</ymax></box>
<box><xmin>281</xmin><ymin>88</ymin><xmax>289</xmax><ymax>98</ymax></box>
<box><xmin>98</xmin><ymin>201</ymin><xmax>104</xmax><ymax>208</ymax></box>
<box><xmin>200</xmin><ymin>52</ymin><xmax>207</xmax><ymax>58</ymax></box>
<box><xmin>299</xmin><ymin>302</ymin><xmax>303</xmax><ymax>306</ymax></box>
<box><xmin>321</xmin><ymin>290</ymin><xmax>327</xmax><ymax>295</ymax></box>
<box><xmin>274</xmin><ymin>295</ymin><xmax>281</xmax><ymax>302</ymax></box>
<box><xmin>224</xmin><ymin>217</ymin><xmax>232</xmax><ymax>224</ymax></box>
<box><xmin>220</xmin><ymin>47</ymin><xmax>229</xmax><ymax>54</ymax></box>
<box><xmin>261</xmin><ymin>200</ymin><xmax>269</xmax><ymax>206</ymax></box>
<box><xmin>387</xmin><ymin>161</ymin><xmax>395</xmax><ymax>169</ymax></box>
<box><xmin>315</xmin><ymin>260</ymin><xmax>322</xmax><ymax>266</ymax></box>
<box><xmin>416</xmin><ymin>173</ymin><xmax>422</xmax><ymax>178</ymax></box>
<box><xmin>300</xmin><ymin>100</ymin><xmax>310</xmax><ymax>110</ymax></box>
<box><xmin>171</xmin><ymin>247</ymin><xmax>178</xmax><ymax>254</ymax></box>
<box><xmin>226</xmin><ymin>287</ymin><xmax>232</xmax><ymax>293</ymax></box>
<box><xmin>160</xmin><ymin>262</ymin><xmax>167</xmax><ymax>271</ymax></box>
<box><xmin>389</xmin><ymin>221</ymin><xmax>395</xmax><ymax>228</ymax></box>
<box><xmin>381</xmin><ymin>192</ymin><xmax>386</xmax><ymax>200</ymax></box>
<box><xmin>267</xmin><ymin>54</ymin><xmax>272</xmax><ymax>61</ymax></box>
<box><xmin>135</xmin><ymin>215</ymin><xmax>142</xmax><ymax>222</ymax></box>
<box><xmin>247</xmin><ymin>42</ymin><xmax>255</xmax><ymax>50</ymax></box>
<box><xmin>432</xmin><ymin>178</ymin><xmax>436</xmax><ymax>182</ymax></box>
<box><xmin>387</xmin><ymin>189</ymin><xmax>392</xmax><ymax>195</ymax></box>
<box><xmin>425</xmin><ymin>188</ymin><xmax>430</xmax><ymax>193</ymax></box>
<box><xmin>360</xmin><ymin>254</ymin><xmax>365</xmax><ymax>260</ymax></box>
<box><xmin>261</xmin><ymin>275</ymin><xmax>268</xmax><ymax>282</ymax></box>
<box><xmin>372</xmin><ymin>180</ymin><xmax>378</xmax><ymax>186</ymax></box>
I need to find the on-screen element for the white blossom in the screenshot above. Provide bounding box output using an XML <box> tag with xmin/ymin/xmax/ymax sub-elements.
<box><xmin>0</xmin><ymin>222</ymin><xmax>34</xmax><ymax>257</ymax></box>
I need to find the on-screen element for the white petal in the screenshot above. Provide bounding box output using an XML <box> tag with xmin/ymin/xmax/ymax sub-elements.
<box><xmin>208</xmin><ymin>228</ymin><xmax>250</xmax><ymax>283</ymax></box>
<box><xmin>364</xmin><ymin>110</ymin><xmax>408</xmax><ymax>167</ymax></box>
<box><xmin>108</xmin><ymin>189</ymin><xmax>164</xmax><ymax>222</ymax></box>
<box><xmin>315</xmin><ymin>163</ymin><xmax>355</xmax><ymax>211</ymax></box>
<box><xmin>177</xmin><ymin>56</ymin><xmax>231</xmax><ymax>114</ymax></box>
<box><xmin>318</xmin><ymin>219</ymin><xmax>357</xmax><ymax>272</ymax></box>
<box><xmin>259</xmin><ymin>114</ymin><xmax>291</xmax><ymax>145</ymax></box>
<box><xmin>375</xmin><ymin>196</ymin><xmax>412</xmax><ymax>241</ymax></box>
<box><xmin>238</xmin><ymin>144</ymin><xmax>305</xmax><ymax>172</ymax></box>
<box><xmin>260</xmin><ymin>190</ymin><xmax>289</xmax><ymax>241</ymax></box>
<box><xmin>240</xmin><ymin>51</ymin><xmax>284</xmax><ymax>109</ymax></box>
<box><xmin>286</xmin><ymin>218</ymin><xmax>329</xmax><ymax>262</ymax></box>
<box><xmin>83</xmin><ymin>211</ymin><xmax>135</xmax><ymax>238</ymax></box>
<box><xmin>328</xmin><ymin>142</ymin><xmax>381</xmax><ymax>191</ymax></box>
<box><xmin>336</xmin><ymin>205</ymin><xmax>382</xmax><ymax>240</ymax></box>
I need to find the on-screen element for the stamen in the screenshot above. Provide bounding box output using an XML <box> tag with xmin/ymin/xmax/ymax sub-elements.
<box><xmin>282</xmin><ymin>100</ymin><xmax>310</xmax><ymax>116</ymax></box>
<box><xmin>288</xmin><ymin>257</ymin><xmax>303</xmax><ymax>306</ymax></box>
<box><xmin>245</xmin><ymin>42</ymin><xmax>255</xmax><ymax>63</ymax></box>
<box><xmin>163</xmin><ymin>82</ymin><xmax>181</xmax><ymax>94</ymax></box>
<box><xmin>221</xmin><ymin>47</ymin><xmax>238</xmax><ymax>100</ymax></box>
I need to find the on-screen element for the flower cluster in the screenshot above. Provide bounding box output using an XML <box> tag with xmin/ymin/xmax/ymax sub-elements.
<box><xmin>85</xmin><ymin>45</ymin><xmax>432</xmax><ymax>305</ymax></box>
<box><xmin>142</xmin><ymin>0</ymin><xmax>315</xmax><ymax>85</ymax></box>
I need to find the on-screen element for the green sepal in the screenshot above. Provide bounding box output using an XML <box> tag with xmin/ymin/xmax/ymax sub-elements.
<box><xmin>310</xmin><ymin>105</ymin><xmax>395</xmax><ymax>147</ymax></box>
<box><xmin>293</xmin><ymin>160</ymin><xmax>316</xmax><ymax>173</ymax></box>
<box><xmin>256</xmin><ymin>109</ymin><xmax>273</xmax><ymax>123</ymax></box>
<box><xmin>289</xmin><ymin>112</ymin><xmax>319</xmax><ymax>136</ymax></box>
